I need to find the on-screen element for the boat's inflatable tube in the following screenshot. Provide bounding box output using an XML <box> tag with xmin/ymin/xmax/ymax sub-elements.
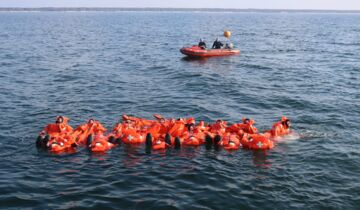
<box><xmin>180</xmin><ymin>46</ymin><xmax>240</xmax><ymax>58</ymax></box>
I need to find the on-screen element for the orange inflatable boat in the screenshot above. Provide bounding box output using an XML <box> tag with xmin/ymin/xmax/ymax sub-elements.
<box><xmin>180</xmin><ymin>46</ymin><xmax>240</xmax><ymax>58</ymax></box>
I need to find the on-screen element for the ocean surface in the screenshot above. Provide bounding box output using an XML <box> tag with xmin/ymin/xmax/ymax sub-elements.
<box><xmin>0</xmin><ymin>11</ymin><xmax>359</xmax><ymax>209</ymax></box>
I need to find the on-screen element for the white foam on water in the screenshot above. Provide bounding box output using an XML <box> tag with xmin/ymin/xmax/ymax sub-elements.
<box><xmin>274</xmin><ymin>132</ymin><xmax>301</xmax><ymax>144</ymax></box>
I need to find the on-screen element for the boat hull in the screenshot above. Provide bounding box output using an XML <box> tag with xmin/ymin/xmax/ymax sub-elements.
<box><xmin>180</xmin><ymin>46</ymin><xmax>240</xmax><ymax>58</ymax></box>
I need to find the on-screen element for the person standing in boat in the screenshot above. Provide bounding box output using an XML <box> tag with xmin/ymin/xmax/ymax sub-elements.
<box><xmin>198</xmin><ymin>39</ymin><xmax>207</xmax><ymax>49</ymax></box>
<box><xmin>212</xmin><ymin>37</ymin><xmax>224</xmax><ymax>49</ymax></box>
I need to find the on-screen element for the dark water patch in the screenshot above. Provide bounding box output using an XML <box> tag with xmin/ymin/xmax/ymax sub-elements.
<box><xmin>332</xmin><ymin>41</ymin><xmax>360</xmax><ymax>46</ymax></box>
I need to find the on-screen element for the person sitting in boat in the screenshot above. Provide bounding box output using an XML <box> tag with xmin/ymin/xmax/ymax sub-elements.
<box><xmin>212</xmin><ymin>38</ymin><xmax>224</xmax><ymax>49</ymax></box>
<box><xmin>225</xmin><ymin>43</ymin><xmax>234</xmax><ymax>49</ymax></box>
<box><xmin>198</xmin><ymin>39</ymin><xmax>207</xmax><ymax>49</ymax></box>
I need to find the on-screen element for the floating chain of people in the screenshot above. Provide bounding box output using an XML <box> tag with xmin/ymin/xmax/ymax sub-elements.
<box><xmin>36</xmin><ymin>114</ymin><xmax>293</xmax><ymax>153</ymax></box>
<box><xmin>180</xmin><ymin>30</ymin><xmax>240</xmax><ymax>57</ymax></box>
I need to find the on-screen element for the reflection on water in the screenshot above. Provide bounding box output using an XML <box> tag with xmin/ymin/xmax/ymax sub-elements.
<box><xmin>252</xmin><ymin>150</ymin><xmax>272</xmax><ymax>168</ymax></box>
<box><xmin>181</xmin><ymin>56</ymin><xmax>209</xmax><ymax>63</ymax></box>
<box><xmin>180</xmin><ymin>55</ymin><xmax>239</xmax><ymax>71</ymax></box>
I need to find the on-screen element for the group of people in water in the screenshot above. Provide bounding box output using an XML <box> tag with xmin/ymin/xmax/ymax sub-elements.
<box><xmin>36</xmin><ymin>114</ymin><xmax>292</xmax><ymax>153</ymax></box>
<box><xmin>198</xmin><ymin>38</ymin><xmax>233</xmax><ymax>50</ymax></box>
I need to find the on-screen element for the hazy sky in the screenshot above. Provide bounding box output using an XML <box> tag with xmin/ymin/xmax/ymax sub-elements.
<box><xmin>1</xmin><ymin>0</ymin><xmax>360</xmax><ymax>10</ymax></box>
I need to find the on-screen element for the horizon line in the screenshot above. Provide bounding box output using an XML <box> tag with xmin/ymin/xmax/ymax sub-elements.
<box><xmin>0</xmin><ymin>7</ymin><xmax>360</xmax><ymax>13</ymax></box>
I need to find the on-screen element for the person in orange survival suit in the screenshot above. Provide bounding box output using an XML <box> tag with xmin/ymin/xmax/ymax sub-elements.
<box><xmin>84</xmin><ymin>119</ymin><xmax>122</xmax><ymax>152</ymax></box>
<box><xmin>153</xmin><ymin>114</ymin><xmax>174</xmax><ymax>136</ymax></box>
<box><xmin>194</xmin><ymin>120</ymin><xmax>208</xmax><ymax>133</ymax></box>
<box><xmin>122</xmin><ymin>114</ymin><xmax>155</xmax><ymax>132</ymax></box>
<box><xmin>214</xmin><ymin>127</ymin><xmax>242</xmax><ymax>150</ymax></box>
<box><xmin>62</xmin><ymin>118</ymin><xmax>106</xmax><ymax>150</ymax></box>
<box><xmin>180</xmin><ymin>118</ymin><xmax>207</xmax><ymax>146</ymax></box>
<box><xmin>168</xmin><ymin>118</ymin><xmax>186</xmax><ymax>140</ymax></box>
<box><xmin>182</xmin><ymin>122</ymin><xmax>207</xmax><ymax>146</ymax></box>
<box><xmin>109</xmin><ymin>119</ymin><xmax>124</xmax><ymax>139</ymax></box>
<box><xmin>120</xmin><ymin>116</ymin><xmax>146</xmax><ymax>144</ymax></box>
<box><xmin>105</xmin><ymin>116</ymin><xmax>140</xmax><ymax>145</ymax></box>
<box><xmin>209</xmin><ymin>120</ymin><xmax>227</xmax><ymax>136</ymax></box>
<box><xmin>73</xmin><ymin>119</ymin><xmax>107</xmax><ymax>145</ymax></box>
<box><xmin>44</xmin><ymin>116</ymin><xmax>73</xmax><ymax>137</ymax></box>
<box><xmin>109</xmin><ymin>115</ymin><xmax>138</xmax><ymax>139</ymax></box>
<box><xmin>36</xmin><ymin>116</ymin><xmax>73</xmax><ymax>149</ymax></box>
<box><xmin>204</xmin><ymin>119</ymin><xmax>228</xmax><ymax>146</ymax></box>
<box><xmin>87</xmin><ymin>129</ymin><xmax>121</xmax><ymax>153</ymax></box>
<box><xmin>227</xmin><ymin>118</ymin><xmax>258</xmax><ymax>135</ymax></box>
<box><xmin>144</xmin><ymin>114</ymin><xmax>179</xmax><ymax>150</ymax></box>
<box><xmin>266</xmin><ymin>116</ymin><xmax>292</xmax><ymax>138</ymax></box>
<box><xmin>146</xmin><ymin>117</ymin><xmax>193</xmax><ymax>150</ymax></box>
<box><xmin>169</xmin><ymin>117</ymin><xmax>197</xmax><ymax>143</ymax></box>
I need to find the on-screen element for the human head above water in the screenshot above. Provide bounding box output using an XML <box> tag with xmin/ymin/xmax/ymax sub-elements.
<box><xmin>55</xmin><ymin>116</ymin><xmax>64</xmax><ymax>124</ymax></box>
<box><xmin>188</xmin><ymin>123</ymin><xmax>195</xmax><ymax>131</ymax></box>
<box><xmin>159</xmin><ymin>118</ymin><xmax>165</xmax><ymax>123</ymax></box>
<box><xmin>243</xmin><ymin>118</ymin><xmax>250</xmax><ymax>124</ymax></box>
<box><xmin>282</xmin><ymin>119</ymin><xmax>291</xmax><ymax>128</ymax></box>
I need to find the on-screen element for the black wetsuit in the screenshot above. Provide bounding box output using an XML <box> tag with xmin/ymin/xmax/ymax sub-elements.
<box><xmin>212</xmin><ymin>41</ymin><xmax>223</xmax><ymax>49</ymax></box>
<box><xmin>198</xmin><ymin>41</ymin><xmax>206</xmax><ymax>49</ymax></box>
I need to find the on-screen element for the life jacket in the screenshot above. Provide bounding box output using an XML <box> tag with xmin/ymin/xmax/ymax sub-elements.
<box><xmin>71</xmin><ymin>124</ymin><xmax>89</xmax><ymax>144</ymax></box>
<box><xmin>110</xmin><ymin>123</ymin><xmax>125</xmax><ymax>139</ymax></box>
<box><xmin>44</xmin><ymin>116</ymin><xmax>73</xmax><ymax>137</ymax></box>
<box><xmin>47</xmin><ymin>133</ymin><xmax>76</xmax><ymax>153</ymax></box>
<box><xmin>228</xmin><ymin>123</ymin><xmax>257</xmax><ymax>134</ymax></box>
<box><xmin>121</xmin><ymin>127</ymin><xmax>144</xmax><ymax>144</ymax></box>
<box><xmin>269</xmin><ymin>118</ymin><xmax>290</xmax><ymax>137</ymax></box>
<box><xmin>168</xmin><ymin>120</ymin><xmax>186</xmax><ymax>138</ymax></box>
<box><xmin>208</xmin><ymin>121</ymin><xmax>227</xmax><ymax>137</ymax></box>
<box><xmin>123</xmin><ymin>114</ymin><xmax>155</xmax><ymax>130</ymax></box>
<box><xmin>182</xmin><ymin>123</ymin><xmax>207</xmax><ymax>146</ymax></box>
<box><xmin>227</xmin><ymin>118</ymin><xmax>258</xmax><ymax>134</ymax></box>
<box><xmin>152</xmin><ymin>114</ymin><xmax>170</xmax><ymax>134</ymax></box>
<box><xmin>92</xmin><ymin>121</ymin><xmax>107</xmax><ymax>134</ymax></box>
<box><xmin>194</xmin><ymin>121</ymin><xmax>208</xmax><ymax>133</ymax></box>
<box><xmin>146</xmin><ymin>123</ymin><xmax>162</xmax><ymax>139</ymax></box>
<box><xmin>153</xmin><ymin>114</ymin><xmax>164</xmax><ymax>120</ymax></box>
<box><xmin>186</xmin><ymin>117</ymin><xmax>195</xmax><ymax>125</ymax></box>
<box><xmin>242</xmin><ymin>118</ymin><xmax>258</xmax><ymax>134</ymax></box>
<box><xmin>88</xmin><ymin>134</ymin><xmax>114</xmax><ymax>153</ymax></box>
<box><xmin>223</xmin><ymin>141</ymin><xmax>240</xmax><ymax>150</ymax></box>
<box><xmin>218</xmin><ymin>134</ymin><xmax>241</xmax><ymax>150</ymax></box>
<box><xmin>183</xmin><ymin>131</ymin><xmax>203</xmax><ymax>146</ymax></box>
<box><xmin>152</xmin><ymin>139</ymin><xmax>167</xmax><ymax>150</ymax></box>
<box><xmin>48</xmin><ymin>139</ymin><xmax>74</xmax><ymax>153</ymax></box>
<box><xmin>72</xmin><ymin>120</ymin><xmax>106</xmax><ymax>144</ymax></box>
<box><xmin>241</xmin><ymin>134</ymin><xmax>274</xmax><ymax>150</ymax></box>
